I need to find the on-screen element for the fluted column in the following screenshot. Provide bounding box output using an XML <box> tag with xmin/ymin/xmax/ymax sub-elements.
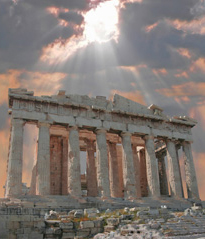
<box><xmin>95</xmin><ymin>129</ymin><xmax>110</xmax><ymax>198</ymax></box>
<box><xmin>121</xmin><ymin>132</ymin><xmax>137</xmax><ymax>200</ymax></box>
<box><xmin>85</xmin><ymin>139</ymin><xmax>98</xmax><ymax>197</ymax></box>
<box><xmin>5</xmin><ymin>118</ymin><xmax>24</xmax><ymax>197</ymax></box>
<box><xmin>157</xmin><ymin>152</ymin><xmax>169</xmax><ymax>196</ymax></box>
<box><xmin>166</xmin><ymin>140</ymin><xmax>183</xmax><ymax>198</ymax></box>
<box><xmin>132</xmin><ymin>145</ymin><xmax>141</xmax><ymax>198</ymax></box>
<box><xmin>176</xmin><ymin>145</ymin><xmax>184</xmax><ymax>198</ymax></box>
<box><xmin>144</xmin><ymin>135</ymin><xmax>160</xmax><ymax>197</ymax></box>
<box><xmin>67</xmin><ymin>126</ymin><xmax>81</xmax><ymax>197</ymax></box>
<box><xmin>108</xmin><ymin>142</ymin><xmax>122</xmax><ymax>198</ymax></box>
<box><xmin>182</xmin><ymin>141</ymin><xmax>199</xmax><ymax>199</ymax></box>
<box><xmin>139</xmin><ymin>148</ymin><xmax>148</xmax><ymax>197</ymax></box>
<box><xmin>36</xmin><ymin>122</ymin><xmax>50</xmax><ymax>195</ymax></box>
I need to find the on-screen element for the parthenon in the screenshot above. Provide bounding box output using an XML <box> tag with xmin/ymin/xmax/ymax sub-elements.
<box><xmin>5</xmin><ymin>88</ymin><xmax>200</xmax><ymax>201</ymax></box>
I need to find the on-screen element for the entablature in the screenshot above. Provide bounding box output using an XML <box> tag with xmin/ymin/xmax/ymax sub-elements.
<box><xmin>8</xmin><ymin>88</ymin><xmax>196</xmax><ymax>141</ymax></box>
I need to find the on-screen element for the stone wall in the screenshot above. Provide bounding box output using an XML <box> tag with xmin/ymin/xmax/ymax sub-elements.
<box><xmin>0</xmin><ymin>208</ymin><xmax>45</xmax><ymax>239</ymax></box>
<box><xmin>0</xmin><ymin>207</ymin><xmax>104</xmax><ymax>239</ymax></box>
<box><xmin>1</xmin><ymin>204</ymin><xmax>205</xmax><ymax>239</ymax></box>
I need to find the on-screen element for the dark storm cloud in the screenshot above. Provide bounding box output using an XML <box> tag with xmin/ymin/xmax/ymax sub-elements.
<box><xmin>0</xmin><ymin>0</ymin><xmax>84</xmax><ymax>72</ymax></box>
<box><xmin>58</xmin><ymin>11</ymin><xmax>84</xmax><ymax>25</ymax></box>
<box><xmin>22</xmin><ymin>0</ymin><xmax>88</xmax><ymax>11</ymax></box>
<box><xmin>122</xmin><ymin>0</ymin><xmax>196</xmax><ymax>25</ymax></box>
<box><xmin>116</xmin><ymin>22</ymin><xmax>190</xmax><ymax>69</ymax></box>
<box><xmin>116</xmin><ymin>0</ymin><xmax>205</xmax><ymax>69</ymax></box>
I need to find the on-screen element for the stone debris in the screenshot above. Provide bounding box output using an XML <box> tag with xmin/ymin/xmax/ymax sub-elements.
<box><xmin>74</xmin><ymin>210</ymin><xmax>84</xmax><ymax>218</ymax></box>
<box><xmin>1</xmin><ymin>205</ymin><xmax>205</xmax><ymax>238</ymax></box>
<box><xmin>84</xmin><ymin>208</ymin><xmax>100</xmax><ymax>218</ymax></box>
<box><xmin>44</xmin><ymin>210</ymin><xmax>59</xmax><ymax>220</ymax></box>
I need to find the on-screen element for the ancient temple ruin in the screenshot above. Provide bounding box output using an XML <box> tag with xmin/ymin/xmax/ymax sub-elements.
<box><xmin>5</xmin><ymin>88</ymin><xmax>200</xmax><ymax>201</ymax></box>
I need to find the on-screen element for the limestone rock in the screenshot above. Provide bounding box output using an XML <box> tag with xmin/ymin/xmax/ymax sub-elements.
<box><xmin>74</xmin><ymin>210</ymin><xmax>84</xmax><ymax>218</ymax></box>
<box><xmin>80</xmin><ymin>221</ymin><xmax>94</xmax><ymax>229</ymax></box>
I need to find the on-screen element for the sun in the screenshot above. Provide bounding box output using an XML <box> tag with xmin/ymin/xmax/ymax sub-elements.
<box><xmin>84</xmin><ymin>0</ymin><xmax>120</xmax><ymax>43</ymax></box>
<box><xmin>41</xmin><ymin>0</ymin><xmax>120</xmax><ymax>64</ymax></box>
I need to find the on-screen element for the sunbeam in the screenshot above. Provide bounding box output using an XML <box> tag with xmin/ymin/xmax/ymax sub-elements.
<box><xmin>41</xmin><ymin>0</ymin><xmax>120</xmax><ymax>65</ymax></box>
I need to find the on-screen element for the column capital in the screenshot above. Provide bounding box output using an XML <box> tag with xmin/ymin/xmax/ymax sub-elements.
<box><xmin>121</xmin><ymin>131</ymin><xmax>132</xmax><ymax>137</ymax></box>
<box><xmin>12</xmin><ymin>118</ymin><xmax>25</xmax><ymax>126</ymax></box>
<box><xmin>37</xmin><ymin>121</ymin><xmax>51</xmax><ymax>128</ymax></box>
<box><xmin>69</xmin><ymin>125</ymin><xmax>79</xmax><ymax>131</ymax></box>
<box><xmin>182</xmin><ymin>140</ymin><xmax>192</xmax><ymax>146</ymax></box>
<box><xmin>95</xmin><ymin>128</ymin><xmax>107</xmax><ymax>135</ymax></box>
<box><xmin>143</xmin><ymin>135</ymin><xmax>154</xmax><ymax>141</ymax></box>
<box><xmin>165</xmin><ymin>138</ymin><xmax>178</xmax><ymax>144</ymax></box>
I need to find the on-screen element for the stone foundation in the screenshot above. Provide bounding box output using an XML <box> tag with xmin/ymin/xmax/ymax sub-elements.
<box><xmin>0</xmin><ymin>198</ymin><xmax>204</xmax><ymax>239</ymax></box>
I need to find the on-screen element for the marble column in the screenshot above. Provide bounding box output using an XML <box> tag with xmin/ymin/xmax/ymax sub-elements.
<box><xmin>5</xmin><ymin>118</ymin><xmax>24</xmax><ymax>197</ymax></box>
<box><xmin>139</xmin><ymin>148</ymin><xmax>148</xmax><ymax>197</ymax></box>
<box><xmin>95</xmin><ymin>129</ymin><xmax>110</xmax><ymax>198</ymax></box>
<box><xmin>176</xmin><ymin>145</ymin><xmax>184</xmax><ymax>198</ymax></box>
<box><xmin>67</xmin><ymin>126</ymin><xmax>81</xmax><ymax>197</ymax></box>
<box><xmin>121</xmin><ymin>132</ymin><xmax>137</xmax><ymax>200</ymax></box>
<box><xmin>157</xmin><ymin>152</ymin><xmax>169</xmax><ymax>196</ymax></box>
<box><xmin>132</xmin><ymin>145</ymin><xmax>141</xmax><ymax>198</ymax></box>
<box><xmin>108</xmin><ymin>142</ymin><xmax>122</xmax><ymax>198</ymax></box>
<box><xmin>182</xmin><ymin>141</ymin><xmax>199</xmax><ymax>199</ymax></box>
<box><xmin>144</xmin><ymin>135</ymin><xmax>160</xmax><ymax>197</ymax></box>
<box><xmin>85</xmin><ymin>139</ymin><xmax>98</xmax><ymax>197</ymax></box>
<box><xmin>166</xmin><ymin>140</ymin><xmax>183</xmax><ymax>198</ymax></box>
<box><xmin>36</xmin><ymin>122</ymin><xmax>51</xmax><ymax>196</ymax></box>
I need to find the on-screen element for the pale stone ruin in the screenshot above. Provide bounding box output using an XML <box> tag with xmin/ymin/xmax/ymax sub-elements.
<box><xmin>5</xmin><ymin>88</ymin><xmax>200</xmax><ymax>202</ymax></box>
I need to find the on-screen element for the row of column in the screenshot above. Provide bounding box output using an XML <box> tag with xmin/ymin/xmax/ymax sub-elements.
<box><xmin>5</xmin><ymin>118</ymin><xmax>200</xmax><ymax>201</ymax></box>
<box><xmin>157</xmin><ymin>140</ymin><xmax>199</xmax><ymax>199</ymax></box>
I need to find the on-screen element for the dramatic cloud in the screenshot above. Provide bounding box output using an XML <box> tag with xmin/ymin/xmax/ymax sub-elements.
<box><xmin>58</xmin><ymin>11</ymin><xmax>84</xmax><ymax>25</ymax></box>
<box><xmin>0</xmin><ymin>70</ymin><xmax>21</xmax><ymax>104</ymax></box>
<box><xmin>0</xmin><ymin>69</ymin><xmax>67</xmax><ymax>102</ymax></box>
<box><xmin>156</xmin><ymin>82</ymin><xmax>205</xmax><ymax>97</ymax></box>
<box><xmin>20</xmin><ymin>0</ymin><xmax>88</xmax><ymax>11</ymax></box>
<box><xmin>0</xmin><ymin>0</ymin><xmax>85</xmax><ymax>72</ymax></box>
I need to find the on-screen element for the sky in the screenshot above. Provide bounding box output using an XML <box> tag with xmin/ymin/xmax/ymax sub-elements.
<box><xmin>0</xmin><ymin>0</ymin><xmax>205</xmax><ymax>199</ymax></box>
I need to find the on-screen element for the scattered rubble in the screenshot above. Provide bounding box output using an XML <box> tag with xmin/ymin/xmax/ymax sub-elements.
<box><xmin>1</xmin><ymin>204</ymin><xmax>205</xmax><ymax>238</ymax></box>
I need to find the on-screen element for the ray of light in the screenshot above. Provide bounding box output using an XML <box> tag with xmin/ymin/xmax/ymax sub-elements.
<box><xmin>40</xmin><ymin>0</ymin><xmax>120</xmax><ymax>65</ymax></box>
